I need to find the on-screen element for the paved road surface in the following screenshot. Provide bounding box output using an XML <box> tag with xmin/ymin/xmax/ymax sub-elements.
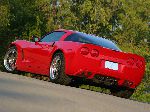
<box><xmin>0</xmin><ymin>72</ymin><xmax>149</xmax><ymax>112</ymax></box>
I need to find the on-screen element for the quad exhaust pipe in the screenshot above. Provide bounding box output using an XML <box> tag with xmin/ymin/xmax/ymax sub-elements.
<box><xmin>94</xmin><ymin>75</ymin><xmax>117</xmax><ymax>86</ymax></box>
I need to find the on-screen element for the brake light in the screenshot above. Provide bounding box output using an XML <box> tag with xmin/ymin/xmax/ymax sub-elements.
<box><xmin>91</xmin><ymin>49</ymin><xmax>99</xmax><ymax>57</ymax></box>
<box><xmin>80</xmin><ymin>47</ymin><xmax>89</xmax><ymax>55</ymax></box>
<box><xmin>127</xmin><ymin>58</ymin><xmax>134</xmax><ymax>66</ymax></box>
<box><xmin>136</xmin><ymin>60</ymin><xmax>143</xmax><ymax>68</ymax></box>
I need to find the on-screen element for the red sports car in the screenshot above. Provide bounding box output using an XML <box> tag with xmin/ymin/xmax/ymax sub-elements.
<box><xmin>4</xmin><ymin>29</ymin><xmax>145</xmax><ymax>98</ymax></box>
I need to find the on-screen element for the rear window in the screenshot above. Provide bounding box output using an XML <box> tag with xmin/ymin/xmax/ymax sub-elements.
<box><xmin>64</xmin><ymin>32</ymin><xmax>121</xmax><ymax>51</ymax></box>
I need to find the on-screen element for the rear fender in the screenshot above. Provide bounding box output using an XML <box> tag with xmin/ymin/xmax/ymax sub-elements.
<box><xmin>52</xmin><ymin>41</ymin><xmax>81</xmax><ymax>75</ymax></box>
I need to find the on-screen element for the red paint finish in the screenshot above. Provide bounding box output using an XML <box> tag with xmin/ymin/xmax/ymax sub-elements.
<box><xmin>9</xmin><ymin>29</ymin><xmax>145</xmax><ymax>89</ymax></box>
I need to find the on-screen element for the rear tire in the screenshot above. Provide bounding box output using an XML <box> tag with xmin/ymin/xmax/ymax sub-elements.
<box><xmin>3</xmin><ymin>46</ymin><xmax>18</xmax><ymax>73</ymax></box>
<box><xmin>110</xmin><ymin>88</ymin><xmax>134</xmax><ymax>98</ymax></box>
<box><xmin>49</xmin><ymin>52</ymin><xmax>72</xmax><ymax>85</ymax></box>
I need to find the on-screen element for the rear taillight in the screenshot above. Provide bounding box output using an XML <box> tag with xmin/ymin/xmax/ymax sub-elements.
<box><xmin>127</xmin><ymin>58</ymin><xmax>144</xmax><ymax>68</ymax></box>
<box><xmin>136</xmin><ymin>60</ymin><xmax>143</xmax><ymax>68</ymax></box>
<box><xmin>91</xmin><ymin>49</ymin><xmax>99</xmax><ymax>57</ymax></box>
<box><xmin>80</xmin><ymin>47</ymin><xmax>99</xmax><ymax>57</ymax></box>
<box><xmin>80</xmin><ymin>47</ymin><xmax>89</xmax><ymax>55</ymax></box>
<box><xmin>127</xmin><ymin>58</ymin><xmax>134</xmax><ymax>66</ymax></box>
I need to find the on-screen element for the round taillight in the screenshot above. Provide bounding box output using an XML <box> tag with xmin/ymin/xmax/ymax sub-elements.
<box><xmin>80</xmin><ymin>47</ymin><xmax>89</xmax><ymax>55</ymax></box>
<box><xmin>127</xmin><ymin>58</ymin><xmax>134</xmax><ymax>66</ymax></box>
<box><xmin>136</xmin><ymin>60</ymin><xmax>143</xmax><ymax>68</ymax></box>
<box><xmin>91</xmin><ymin>49</ymin><xmax>99</xmax><ymax>57</ymax></box>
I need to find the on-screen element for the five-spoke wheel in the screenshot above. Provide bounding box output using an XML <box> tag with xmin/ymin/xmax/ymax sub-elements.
<box><xmin>49</xmin><ymin>52</ymin><xmax>72</xmax><ymax>85</ymax></box>
<box><xmin>50</xmin><ymin>55</ymin><xmax>61</xmax><ymax>80</ymax></box>
<box><xmin>4</xmin><ymin>46</ymin><xmax>17</xmax><ymax>72</ymax></box>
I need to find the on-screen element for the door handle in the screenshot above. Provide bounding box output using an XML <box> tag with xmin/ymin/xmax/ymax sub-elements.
<box><xmin>51</xmin><ymin>42</ymin><xmax>55</xmax><ymax>47</ymax></box>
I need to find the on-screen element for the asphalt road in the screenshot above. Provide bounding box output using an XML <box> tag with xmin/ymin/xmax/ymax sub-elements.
<box><xmin>0</xmin><ymin>72</ymin><xmax>149</xmax><ymax>112</ymax></box>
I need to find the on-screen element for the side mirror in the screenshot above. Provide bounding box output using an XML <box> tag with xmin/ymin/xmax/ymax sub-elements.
<box><xmin>31</xmin><ymin>35</ymin><xmax>39</xmax><ymax>42</ymax></box>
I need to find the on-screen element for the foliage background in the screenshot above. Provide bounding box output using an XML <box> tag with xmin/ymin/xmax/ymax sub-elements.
<box><xmin>0</xmin><ymin>0</ymin><xmax>149</xmax><ymax>103</ymax></box>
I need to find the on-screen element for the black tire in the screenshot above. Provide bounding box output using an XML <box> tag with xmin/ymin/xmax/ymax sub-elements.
<box><xmin>3</xmin><ymin>46</ymin><xmax>18</xmax><ymax>73</ymax></box>
<box><xmin>49</xmin><ymin>52</ymin><xmax>72</xmax><ymax>85</ymax></box>
<box><xmin>110</xmin><ymin>88</ymin><xmax>134</xmax><ymax>98</ymax></box>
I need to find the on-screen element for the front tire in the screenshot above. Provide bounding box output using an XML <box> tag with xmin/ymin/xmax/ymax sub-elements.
<box><xmin>49</xmin><ymin>52</ymin><xmax>71</xmax><ymax>85</ymax></box>
<box><xmin>4</xmin><ymin>46</ymin><xmax>18</xmax><ymax>72</ymax></box>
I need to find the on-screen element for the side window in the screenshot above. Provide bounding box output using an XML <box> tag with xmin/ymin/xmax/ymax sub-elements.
<box><xmin>65</xmin><ymin>33</ymin><xmax>91</xmax><ymax>44</ymax></box>
<box><xmin>64</xmin><ymin>33</ymin><xmax>79</xmax><ymax>42</ymax></box>
<box><xmin>40</xmin><ymin>31</ymin><xmax>66</xmax><ymax>42</ymax></box>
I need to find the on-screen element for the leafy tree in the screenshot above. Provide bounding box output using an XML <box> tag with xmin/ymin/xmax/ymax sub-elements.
<box><xmin>0</xmin><ymin>0</ymin><xmax>10</xmax><ymax>34</ymax></box>
<box><xmin>113</xmin><ymin>0</ymin><xmax>150</xmax><ymax>46</ymax></box>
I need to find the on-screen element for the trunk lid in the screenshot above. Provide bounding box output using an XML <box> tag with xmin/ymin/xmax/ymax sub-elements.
<box><xmin>80</xmin><ymin>43</ymin><xmax>145</xmax><ymax>69</ymax></box>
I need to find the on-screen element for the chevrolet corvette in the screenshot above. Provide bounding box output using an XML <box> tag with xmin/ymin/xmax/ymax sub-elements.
<box><xmin>4</xmin><ymin>29</ymin><xmax>145</xmax><ymax>98</ymax></box>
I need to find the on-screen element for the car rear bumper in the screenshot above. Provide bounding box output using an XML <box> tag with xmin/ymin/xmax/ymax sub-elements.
<box><xmin>66</xmin><ymin>54</ymin><xmax>145</xmax><ymax>89</ymax></box>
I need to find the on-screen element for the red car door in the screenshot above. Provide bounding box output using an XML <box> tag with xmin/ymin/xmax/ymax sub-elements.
<box><xmin>23</xmin><ymin>31</ymin><xmax>66</xmax><ymax>75</ymax></box>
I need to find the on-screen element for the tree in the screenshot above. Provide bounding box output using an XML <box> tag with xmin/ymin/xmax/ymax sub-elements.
<box><xmin>112</xmin><ymin>0</ymin><xmax>150</xmax><ymax>46</ymax></box>
<box><xmin>0</xmin><ymin>0</ymin><xmax>10</xmax><ymax>34</ymax></box>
